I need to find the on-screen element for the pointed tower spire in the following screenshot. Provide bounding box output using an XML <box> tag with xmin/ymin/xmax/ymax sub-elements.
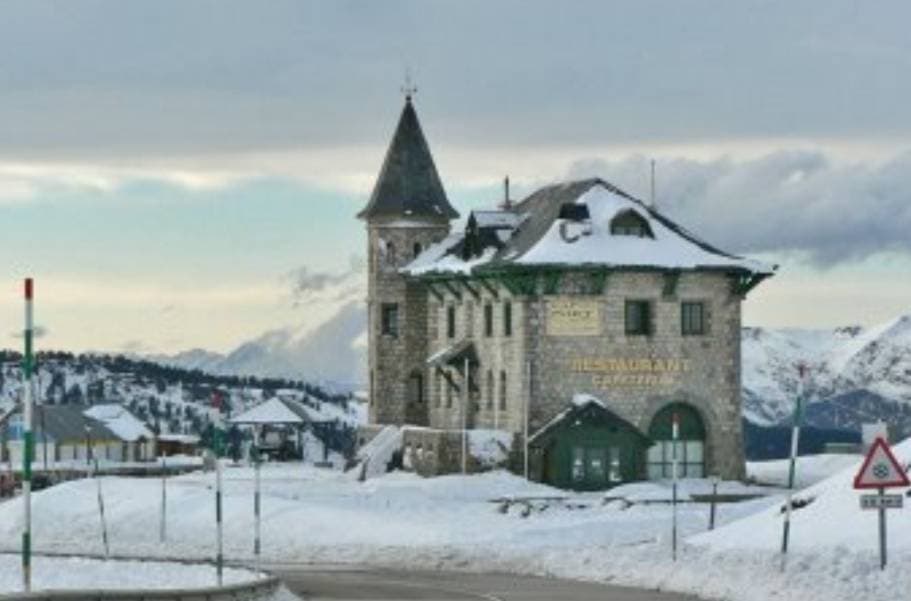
<box><xmin>357</xmin><ymin>98</ymin><xmax>459</xmax><ymax>221</ymax></box>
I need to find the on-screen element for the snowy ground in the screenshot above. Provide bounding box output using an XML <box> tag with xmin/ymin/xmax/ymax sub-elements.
<box><xmin>0</xmin><ymin>450</ymin><xmax>906</xmax><ymax>601</ymax></box>
<box><xmin>0</xmin><ymin>554</ymin><xmax>262</xmax><ymax>594</ymax></box>
<box><xmin>747</xmin><ymin>453</ymin><xmax>862</xmax><ymax>488</ymax></box>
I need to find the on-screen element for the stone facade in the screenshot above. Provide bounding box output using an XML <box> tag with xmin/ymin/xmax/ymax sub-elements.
<box><xmin>365</xmin><ymin>218</ymin><xmax>450</xmax><ymax>426</ymax></box>
<box><xmin>357</xmin><ymin>98</ymin><xmax>767</xmax><ymax>487</ymax></box>
<box><xmin>418</xmin><ymin>270</ymin><xmax>746</xmax><ymax>480</ymax></box>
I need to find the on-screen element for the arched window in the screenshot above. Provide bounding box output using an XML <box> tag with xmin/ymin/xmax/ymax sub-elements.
<box><xmin>610</xmin><ymin>209</ymin><xmax>654</xmax><ymax>238</ymax></box>
<box><xmin>485</xmin><ymin>370</ymin><xmax>494</xmax><ymax>410</ymax></box>
<box><xmin>647</xmin><ymin>403</ymin><xmax>706</xmax><ymax>479</ymax></box>
<box><xmin>498</xmin><ymin>371</ymin><xmax>507</xmax><ymax>411</ymax></box>
<box><xmin>413</xmin><ymin>242</ymin><xmax>423</xmax><ymax>258</ymax></box>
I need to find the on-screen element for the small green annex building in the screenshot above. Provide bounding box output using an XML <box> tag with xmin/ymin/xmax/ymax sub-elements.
<box><xmin>529</xmin><ymin>396</ymin><xmax>652</xmax><ymax>491</ymax></box>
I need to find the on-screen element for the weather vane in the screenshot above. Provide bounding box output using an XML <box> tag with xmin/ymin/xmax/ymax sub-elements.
<box><xmin>401</xmin><ymin>68</ymin><xmax>418</xmax><ymax>101</ymax></box>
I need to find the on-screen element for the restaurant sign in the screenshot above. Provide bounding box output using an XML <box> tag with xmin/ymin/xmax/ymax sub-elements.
<box><xmin>570</xmin><ymin>357</ymin><xmax>691</xmax><ymax>388</ymax></box>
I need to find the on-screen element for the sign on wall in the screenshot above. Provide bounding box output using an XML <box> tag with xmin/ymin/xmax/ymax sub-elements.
<box><xmin>570</xmin><ymin>357</ymin><xmax>692</xmax><ymax>388</ymax></box>
<box><xmin>547</xmin><ymin>299</ymin><xmax>601</xmax><ymax>336</ymax></box>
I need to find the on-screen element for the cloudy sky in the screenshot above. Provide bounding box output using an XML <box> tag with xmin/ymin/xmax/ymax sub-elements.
<box><xmin>1</xmin><ymin>1</ymin><xmax>910</xmax><ymax>354</ymax></box>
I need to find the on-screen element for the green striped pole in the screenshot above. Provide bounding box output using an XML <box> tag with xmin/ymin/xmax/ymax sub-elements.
<box><xmin>22</xmin><ymin>278</ymin><xmax>34</xmax><ymax>592</ymax></box>
<box><xmin>215</xmin><ymin>458</ymin><xmax>223</xmax><ymax>585</ymax></box>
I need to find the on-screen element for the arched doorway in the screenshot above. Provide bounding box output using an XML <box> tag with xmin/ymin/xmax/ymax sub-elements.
<box><xmin>646</xmin><ymin>403</ymin><xmax>706</xmax><ymax>479</ymax></box>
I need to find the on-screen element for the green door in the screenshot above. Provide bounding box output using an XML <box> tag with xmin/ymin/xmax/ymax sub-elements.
<box><xmin>570</xmin><ymin>445</ymin><xmax>613</xmax><ymax>490</ymax></box>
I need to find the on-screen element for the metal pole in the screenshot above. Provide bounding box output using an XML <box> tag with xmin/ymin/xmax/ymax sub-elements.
<box><xmin>215</xmin><ymin>458</ymin><xmax>223</xmax><ymax>585</ymax></box>
<box><xmin>493</xmin><ymin>371</ymin><xmax>499</xmax><ymax>431</ymax></box>
<box><xmin>22</xmin><ymin>277</ymin><xmax>34</xmax><ymax>592</ymax></box>
<box><xmin>40</xmin><ymin>404</ymin><xmax>48</xmax><ymax>474</ymax></box>
<box><xmin>159</xmin><ymin>456</ymin><xmax>167</xmax><ymax>543</ymax></box>
<box><xmin>709</xmin><ymin>478</ymin><xmax>718</xmax><ymax>531</ymax></box>
<box><xmin>524</xmin><ymin>361</ymin><xmax>530</xmax><ymax>481</ymax></box>
<box><xmin>672</xmin><ymin>411</ymin><xmax>679</xmax><ymax>561</ymax></box>
<box><xmin>461</xmin><ymin>358</ymin><xmax>468</xmax><ymax>475</ymax></box>
<box><xmin>780</xmin><ymin>364</ymin><xmax>806</xmax><ymax>570</ymax></box>
<box><xmin>253</xmin><ymin>426</ymin><xmax>261</xmax><ymax>565</ymax></box>
<box><xmin>94</xmin><ymin>459</ymin><xmax>110</xmax><ymax>557</ymax></box>
<box><xmin>878</xmin><ymin>487</ymin><xmax>887</xmax><ymax>570</ymax></box>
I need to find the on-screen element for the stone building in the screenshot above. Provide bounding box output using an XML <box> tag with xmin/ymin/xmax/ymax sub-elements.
<box><xmin>358</xmin><ymin>96</ymin><xmax>774</xmax><ymax>489</ymax></box>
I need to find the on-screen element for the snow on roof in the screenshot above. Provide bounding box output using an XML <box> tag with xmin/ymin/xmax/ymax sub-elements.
<box><xmin>572</xmin><ymin>393</ymin><xmax>607</xmax><ymax>409</ymax></box>
<box><xmin>157</xmin><ymin>433</ymin><xmax>200</xmax><ymax>444</ymax></box>
<box><xmin>230</xmin><ymin>397</ymin><xmax>306</xmax><ymax>424</ymax></box>
<box><xmin>513</xmin><ymin>185</ymin><xmax>773</xmax><ymax>273</ymax></box>
<box><xmin>470</xmin><ymin>210</ymin><xmax>525</xmax><ymax>229</ymax></box>
<box><xmin>404</xmin><ymin>233</ymin><xmax>496</xmax><ymax>276</ymax></box>
<box><xmin>83</xmin><ymin>404</ymin><xmax>153</xmax><ymax>442</ymax></box>
<box><xmin>406</xmin><ymin>179</ymin><xmax>774</xmax><ymax>277</ymax></box>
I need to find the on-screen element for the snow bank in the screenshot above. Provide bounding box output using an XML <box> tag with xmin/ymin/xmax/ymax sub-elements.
<box><xmin>692</xmin><ymin>438</ymin><xmax>911</xmax><ymax>552</ymax></box>
<box><xmin>747</xmin><ymin>453</ymin><xmax>863</xmax><ymax>488</ymax></box>
<box><xmin>0</xmin><ymin>555</ymin><xmax>260</xmax><ymax>594</ymax></box>
<box><xmin>467</xmin><ymin>429</ymin><xmax>513</xmax><ymax>467</ymax></box>
<box><xmin>0</xmin><ymin>463</ymin><xmax>906</xmax><ymax>601</ymax></box>
<box><xmin>353</xmin><ymin>426</ymin><xmax>401</xmax><ymax>478</ymax></box>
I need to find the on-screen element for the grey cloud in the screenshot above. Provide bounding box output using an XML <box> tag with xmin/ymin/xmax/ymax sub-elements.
<box><xmin>0</xmin><ymin>1</ymin><xmax>910</xmax><ymax>159</ymax></box>
<box><xmin>566</xmin><ymin>150</ymin><xmax>911</xmax><ymax>265</ymax></box>
<box><xmin>284</xmin><ymin>255</ymin><xmax>366</xmax><ymax>307</ymax></box>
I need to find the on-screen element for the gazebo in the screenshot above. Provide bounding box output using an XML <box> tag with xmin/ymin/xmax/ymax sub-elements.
<box><xmin>230</xmin><ymin>397</ymin><xmax>328</xmax><ymax>461</ymax></box>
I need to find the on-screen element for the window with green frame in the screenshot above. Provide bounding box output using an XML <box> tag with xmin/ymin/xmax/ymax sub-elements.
<box><xmin>646</xmin><ymin>403</ymin><xmax>706</xmax><ymax>479</ymax></box>
<box><xmin>624</xmin><ymin>300</ymin><xmax>652</xmax><ymax>336</ymax></box>
<box><xmin>681</xmin><ymin>301</ymin><xmax>706</xmax><ymax>336</ymax></box>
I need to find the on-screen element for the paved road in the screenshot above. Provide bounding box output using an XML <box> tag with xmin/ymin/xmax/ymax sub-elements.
<box><xmin>272</xmin><ymin>566</ymin><xmax>700</xmax><ymax>601</ymax></box>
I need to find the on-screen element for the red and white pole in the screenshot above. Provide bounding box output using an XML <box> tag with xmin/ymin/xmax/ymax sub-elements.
<box><xmin>22</xmin><ymin>278</ymin><xmax>34</xmax><ymax>591</ymax></box>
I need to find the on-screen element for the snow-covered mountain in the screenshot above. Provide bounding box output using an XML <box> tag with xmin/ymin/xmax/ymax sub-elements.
<box><xmin>0</xmin><ymin>351</ymin><xmax>363</xmax><ymax>457</ymax></box>
<box><xmin>153</xmin><ymin>301</ymin><xmax>366</xmax><ymax>390</ymax></box>
<box><xmin>155</xmin><ymin>298</ymin><xmax>911</xmax><ymax>437</ymax></box>
<box><xmin>743</xmin><ymin>314</ymin><xmax>911</xmax><ymax>435</ymax></box>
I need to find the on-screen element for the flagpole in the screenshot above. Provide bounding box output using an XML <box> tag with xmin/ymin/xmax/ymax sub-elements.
<box><xmin>22</xmin><ymin>278</ymin><xmax>34</xmax><ymax>592</ymax></box>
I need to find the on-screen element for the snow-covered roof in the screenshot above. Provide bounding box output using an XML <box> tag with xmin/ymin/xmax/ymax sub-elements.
<box><xmin>157</xmin><ymin>433</ymin><xmax>200</xmax><ymax>444</ymax></box>
<box><xmin>469</xmin><ymin>210</ymin><xmax>525</xmax><ymax>229</ymax></box>
<box><xmin>529</xmin><ymin>393</ymin><xmax>648</xmax><ymax>445</ymax></box>
<box><xmin>403</xmin><ymin>178</ymin><xmax>775</xmax><ymax>278</ymax></box>
<box><xmin>230</xmin><ymin>397</ymin><xmax>331</xmax><ymax>425</ymax></box>
<box><xmin>83</xmin><ymin>404</ymin><xmax>153</xmax><ymax>442</ymax></box>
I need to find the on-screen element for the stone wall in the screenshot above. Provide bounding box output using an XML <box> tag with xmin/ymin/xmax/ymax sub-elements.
<box><xmin>365</xmin><ymin>218</ymin><xmax>450</xmax><ymax>425</ymax></box>
<box><xmin>525</xmin><ymin>271</ymin><xmax>745</xmax><ymax>480</ymax></box>
<box><xmin>426</xmin><ymin>292</ymin><xmax>528</xmax><ymax>433</ymax></box>
<box><xmin>419</xmin><ymin>269</ymin><xmax>746</xmax><ymax>480</ymax></box>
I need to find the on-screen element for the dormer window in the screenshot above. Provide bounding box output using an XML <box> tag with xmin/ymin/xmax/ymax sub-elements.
<box><xmin>609</xmin><ymin>209</ymin><xmax>654</xmax><ymax>238</ymax></box>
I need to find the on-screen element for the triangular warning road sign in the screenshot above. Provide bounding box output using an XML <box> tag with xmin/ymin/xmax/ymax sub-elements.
<box><xmin>853</xmin><ymin>437</ymin><xmax>910</xmax><ymax>489</ymax></box>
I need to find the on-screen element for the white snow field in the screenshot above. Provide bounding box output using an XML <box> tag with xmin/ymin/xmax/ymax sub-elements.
<box><xmin>747</xmin><ymin>452</ymin><xmax>863</xmax><ymax>488</ymax></box>
<box><xmin>0</xmin><ymin>454</ymin><xmax>906</xmax><ymax>601</ymax></box>
<box><xmin>0</xmin><ymin>554</ymin><xmax>262</xmax><ymax>594</ymax></box>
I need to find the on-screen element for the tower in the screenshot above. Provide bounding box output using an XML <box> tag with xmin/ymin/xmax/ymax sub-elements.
<box><xmin>358</xmin><ymin>95</ymin><xmax>459</xmax><ymax>425</ymax></box>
